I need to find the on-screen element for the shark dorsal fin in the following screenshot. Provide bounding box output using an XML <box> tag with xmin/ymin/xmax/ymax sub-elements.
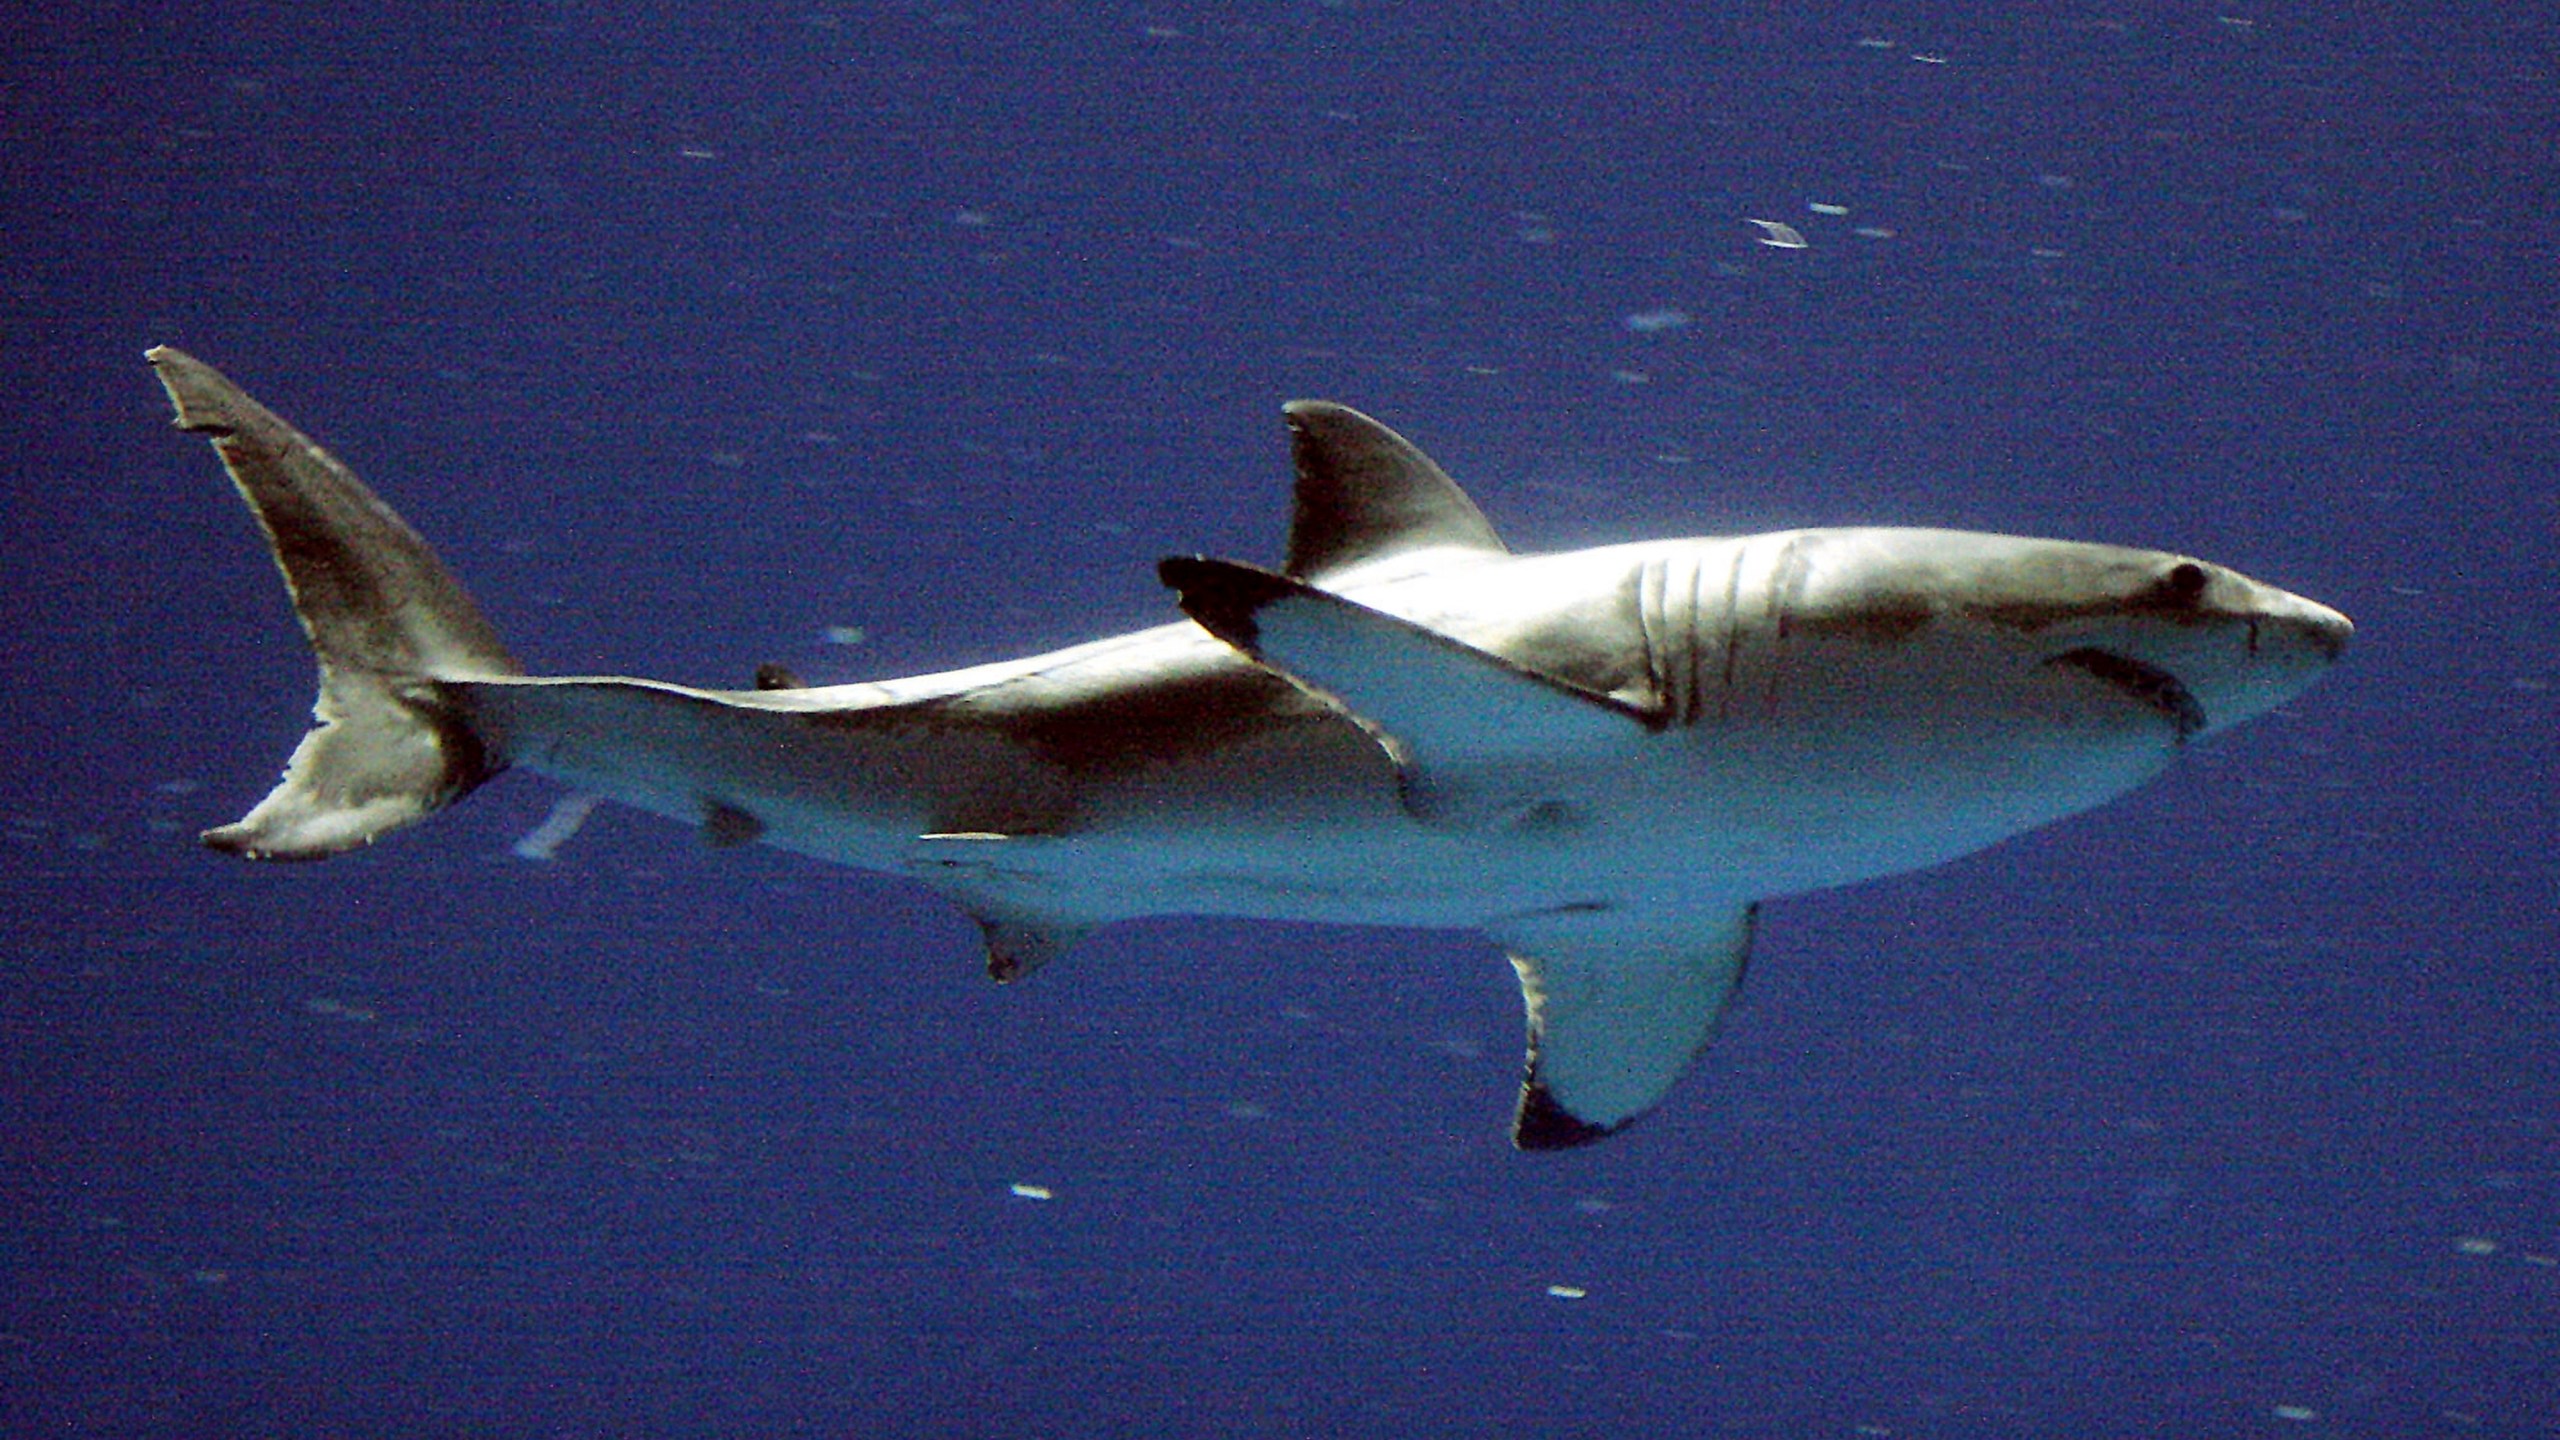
<box><xmin>1281</xmin><ymin>401</ymin><xmax>1508</xmax><ymax>581</ymax></box>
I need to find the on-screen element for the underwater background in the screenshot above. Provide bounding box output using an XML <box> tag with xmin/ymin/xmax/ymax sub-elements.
<box><xmin>4</xmin><ymin>4</ymin><xmax>2554</xmax><ymax>1436</ymax></box>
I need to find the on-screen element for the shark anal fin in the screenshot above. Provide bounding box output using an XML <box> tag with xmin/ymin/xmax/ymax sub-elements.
<box><xmin>1279</xmin><ymin>401</ymin><xmax>1509</xmax><ymax>581</ymax></box>
<box><xmin>701</xmin><ymin>799</ymin><xmax>765</xmax><ymax>848</ymax></box>
<box><xmin>1158</xmin><ymin>557</ymin><xmax>1660</xmax><ymax>826</ymax></box>
<box><xmin>1494</xmin><ymin>903</ymin><xmax>1759</xmax><ymax>1150</ymax></box>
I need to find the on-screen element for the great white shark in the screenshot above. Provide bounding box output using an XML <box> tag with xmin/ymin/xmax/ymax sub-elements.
<box><xmin>148</xmin><ymin>346</ymin><xmax>2352</xmax><ymax>1149</ymax></box>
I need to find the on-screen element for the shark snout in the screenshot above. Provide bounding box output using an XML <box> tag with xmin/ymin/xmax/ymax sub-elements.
<box><xmin>2264</xmin><ymin>590</ymin><xmax>2354</xmax><ymax>665</ymax></box>
<box><xmin>2179</xmin><ymin>583</ymin><xmax>2352</xmax><ymax>734</ymax></box>
<box><xmin>2110</xmin><ymin>576</ymin><xmax>2352</xmax><ymax>737</ymax></box>
<box><xmin>2299</xmin><ymin>600</ymin><xmax>2354</xmax><ymax>663</ymax></box>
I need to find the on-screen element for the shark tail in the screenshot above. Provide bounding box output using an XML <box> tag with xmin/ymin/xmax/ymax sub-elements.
<box><xmin>149</xmin><ymin>346</ymin><xmax>524</xmax><ymax>860</ymax></box>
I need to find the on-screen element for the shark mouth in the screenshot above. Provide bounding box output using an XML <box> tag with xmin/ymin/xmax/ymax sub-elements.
<box><xmin>2048</xmin><ymin>647</ymin><xmax>2206</xmax><ymax>740</ymax></box>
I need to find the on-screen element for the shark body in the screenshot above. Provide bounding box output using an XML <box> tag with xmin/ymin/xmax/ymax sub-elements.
<box><xmin>149</xmin><ymin>346</ymin><xmax>2351</xmax><ymax>1148</ymax></box>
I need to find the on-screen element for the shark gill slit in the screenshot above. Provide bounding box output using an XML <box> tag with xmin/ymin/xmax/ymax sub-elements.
<box><xmin>1683</xmin><ymin>548</ymin><xmax>1711</xmax><ymax>726</ymax></box>
<box><xmin>1643</xmin><ymin>552</ymin><xmax>1702</xmax><ymax>727</ymax></box>
<box><xmin>1634</xmin><ymin>556</ymin><xmax>1668</xmax><ymax>720</ymax></box>
<box><xmin>1758</xmin><ymin>534</ymin><xmax>1808</xmax><ymax>719</ymax></box>
<box><xmin>1715</xmin><ymin>539</ymin><xmax>1749</xmax><ymax>726</ymax></box>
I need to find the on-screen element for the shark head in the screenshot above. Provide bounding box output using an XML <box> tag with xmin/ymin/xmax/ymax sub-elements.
<box><xmin>1789</xmin><ymin>529</ymin><xmax>2353</xmax><ymax>742</ymax></box>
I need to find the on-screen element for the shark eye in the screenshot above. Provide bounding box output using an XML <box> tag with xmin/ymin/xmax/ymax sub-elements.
<box><xmin>2149</xmin><ymin>562</ymin><xmax>2210</xmax><ymax>609</ymax></box>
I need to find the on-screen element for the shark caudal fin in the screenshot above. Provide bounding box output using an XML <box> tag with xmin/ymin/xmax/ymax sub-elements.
<box><xmin>149</xmin><ymin>346</ymin><xmax>523</xmax><ymax>860</ymax></box>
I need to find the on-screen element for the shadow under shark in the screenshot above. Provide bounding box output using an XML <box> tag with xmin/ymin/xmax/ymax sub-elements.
<box><xmin>148</xmin><ymin>347</ymin><xmax>2351</xmax><ymax>1149</ymax></box>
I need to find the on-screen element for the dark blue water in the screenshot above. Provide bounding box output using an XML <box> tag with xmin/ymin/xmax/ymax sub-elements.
<box><xmin>6</xmin><ymin>5</ymin><xmax>2554</xmax><ymax>1436</ymax></box>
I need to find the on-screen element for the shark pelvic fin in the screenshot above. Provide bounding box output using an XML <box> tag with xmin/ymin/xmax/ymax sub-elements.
<box><xmin>974</xmin><ymin>913</ymin><xmax>1087</xmax><ymax>983</ymax></box>
<box><xmin>1159</xmin><ymin>557</ymin><xmax>1659</xmax><ymax>827</ymax></box>
<box><xmin>906</xmin><ymin>832</ymin><xmax>1091</xmax><ymax>981</ymax></box>
<box><xmin>150</xmin><ymin>346</ymin><xmax>522</xmax><ymax>859</ymax></box>
<box><xmin>1279</xmin><ymin>402</ymin><xmax>1508</xmax><ymax>581</ymax></box>
<box><xmin>1494</xmin><ymin>903</ymin><xmax>1759</xmax><ymax>1150</ymax></box>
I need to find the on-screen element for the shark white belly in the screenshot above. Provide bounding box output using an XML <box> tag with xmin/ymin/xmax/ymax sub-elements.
<box><xmin>147</xmin><ymin>346</ymin><xmax>2352</xmax><ymax>1148</ymax></box>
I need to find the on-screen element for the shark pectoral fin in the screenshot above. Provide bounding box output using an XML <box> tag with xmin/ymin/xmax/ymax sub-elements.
<box><xmin>1158</xmin><ymin>557</ymin><xmax>1662</xmax><ymax>826</ymax></box>
<box><xmin>1491</xmin><ymin>904</ymin><xmax>1759</xmax><ymax>1150</ymax></box>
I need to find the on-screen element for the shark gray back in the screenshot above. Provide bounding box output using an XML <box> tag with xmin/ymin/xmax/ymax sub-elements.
<box><xmin>151</xmin><ymin>347</ymin><xmax>2351</xmax><ymax>1149</ymax></box>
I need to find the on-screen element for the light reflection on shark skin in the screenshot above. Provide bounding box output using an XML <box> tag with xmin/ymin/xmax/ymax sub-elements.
<box><xmin>148</xmin><ymin>346</ymin><xmax>2349</xmax><ymax>1149</ymax></box>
